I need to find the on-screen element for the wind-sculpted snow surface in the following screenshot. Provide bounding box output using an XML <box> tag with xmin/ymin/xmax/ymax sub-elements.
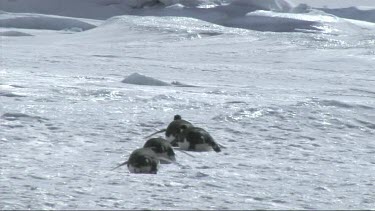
<box><xmin>1</xmin><ymin>0</ymin><xmax>375</xmax><ymax>210</ymax></box>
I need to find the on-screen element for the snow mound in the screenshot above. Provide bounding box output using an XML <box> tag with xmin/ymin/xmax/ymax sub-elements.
<box><xmin>0</xmin><ymin>13</ymin><xmax>96</xmax><ymax>31</ymax></box>
<box><xmin>220</xmin><ymin>11</ymin><xmax>322</xmax><ymax>32</ymax></box>
<box><xmin>220</xmin><ymin>10</ymin><xmax>342</xmax><ymax>32</ymax></box>
<box><xmin>124</xmin><ymin>0</ymin><xmax>329</xmax><ymax>33</ymax></box>
<box><xmin>95</xmin><ymin>15</ymin><xmax>235</xmax><ymax>39</ymax></box>
<box><xmin>0</xmin><ymin>30</ymin><xmax>33</xmax><ymax>36</ymax></box>
<box><xmin>122</xmin><ymin>73</ymin><xmax>171</xmax><ymax>86</ymax></box>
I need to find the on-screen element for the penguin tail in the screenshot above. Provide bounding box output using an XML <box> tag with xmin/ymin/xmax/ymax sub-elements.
<box><xmin>206</xmin><ymin>135</ymin><xmax>221</xmax><ymax>153</ymax></box>
<box><xmin>174</xmin><ymin>147</ymin><xmax>195</xmax><ymax>158</ymax></box>
<box><xmin>158</xmin><ymin>157</ymin><xmax>177</xmax><ymax>164</ymax></box>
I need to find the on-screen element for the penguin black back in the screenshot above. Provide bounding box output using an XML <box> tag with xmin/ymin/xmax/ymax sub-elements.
<box><xmin>178</xmin><ymin>127</ymin><xmax>221</xmax><ymax>152</ymax></box>
<box><xmin>143</xmin><ymin>137</ymin><xmax>176</xmax><ymax>163</ymax></box>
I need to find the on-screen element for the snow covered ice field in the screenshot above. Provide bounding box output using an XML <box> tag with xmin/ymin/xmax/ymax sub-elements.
<box><xmin>1</xmin><ymin>0</ymin><xmax>375</xmax><ymax>209</ymax></box>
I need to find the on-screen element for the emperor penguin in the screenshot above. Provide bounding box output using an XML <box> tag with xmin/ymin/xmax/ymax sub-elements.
<box><xmin>144</xmin><ymin>115</ymin><xmax>193</xmax><ymax>147</ymax></box>
<box><xmin>176</xmin><ymin>126</ymin><xmax>221</xmax><ymax>152</ymax></box>
<box><xmin>165</xmin><ymin>115</ymin><xmax>193</xmax><ymax>146</ymax></box>
<box><xmin>143</xmin><ymin>137</ymin><xmax>176</xmax><ymax>164</ymax></box>
<box><xmin>112</xmin><ymin>148</ymin><xmax>160</xmax><ymax>174</ymax></box>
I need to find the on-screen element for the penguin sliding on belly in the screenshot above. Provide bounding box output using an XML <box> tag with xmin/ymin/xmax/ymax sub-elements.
<box><xmin>145</xmin><ymin>115</ymin><xmax>193</xmax><ymax>147</ymax></box>
<box><xmin>112</xmin><ymin>138</ymin><xmax>177</xmax><ymax>174</ymax></box>
<box><xmin>143</xmin><ymin>138</ymin><xmax>176</xmax><ymax>164</ymax></box>
<box><xmin>165</xmin><ymin>115</ymin><xmax>193</xmax><ymax>146</ymax></box>
<box><xmin>175</xmin><ymin>126</ymin><xmax>221</xmax><ymax>153</ymax></box>
<box><xmin>112</xmin><ymin>148</ymin><xmax>160</xmax><ymax>174</ymax></box>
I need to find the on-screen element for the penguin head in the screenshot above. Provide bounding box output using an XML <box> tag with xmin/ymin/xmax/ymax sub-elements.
<box><xmin>178</xmin><ymin>124</ymin><xmax>190</xmax><ymax>134</ymax></box>
<box><xmin>174</xmin><ymin>115</ymin><xmax>182</xmax><ymax>120</ymax></box>
<box><xmin>174</xmin><ymin>124</ymin><xmax>188</xmax><ymax>142</ymax></box>
<box><xmin>139</xmin><ymin>156</ymin><xmax>159</xmax><ymax>174</ymax></box>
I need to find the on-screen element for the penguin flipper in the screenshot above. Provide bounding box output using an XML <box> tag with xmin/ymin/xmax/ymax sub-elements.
<box><xmin>158</xmin><ymin>157</ymin><xmax>177</xmax><ymax>164</ymax></box>
<box><xmin>173</xmin><ymin>147</ymin><xmax>195</xmax><ymax>158</ymax></box>
<box><xmin>111</xmin><ymin>161</ymin><xmax>128</xmax><ymax>171</ymax></box>
<box><xmin>144</xmin><ymin>128</ymin><xmax>167</xmax><ymax>139</ymax></box>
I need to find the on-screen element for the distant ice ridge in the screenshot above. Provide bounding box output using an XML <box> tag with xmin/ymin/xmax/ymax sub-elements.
<box><xmin>1</xmin><ymin>0</ymin><xmax>375</xmax><ymax>33</ymax></box>
<box><xmin>122</xmin><ymin>73</ymin><xmax>196</xmax><ymax>87</ymax></box>
<box><xmin>126</xmin><ymin>0</ymin><xmax>295</xmax><ymax>11</ymax></box>
<box><xmin>91</xmin><ymin>2</ymin><xmax>322</xmax><ymax>34</ymax></box>
<box><xmin>319</xmin><ymin>6</ymin><xmax>375</xmax><ymax>23</ymax></box>
<box><xmin>102</xmin><ymin>0</ymin><xmax>375</xmax><ymax>33</ymax></box>
<box><xmin>0</xmin><ymin>0</ymin><xmax>299</xmax><ymax>16</ymax></box>
<box><xmin>0</xmin><ymin>12</ymin><xmax>96</xmax><ymax>31</ymax></box>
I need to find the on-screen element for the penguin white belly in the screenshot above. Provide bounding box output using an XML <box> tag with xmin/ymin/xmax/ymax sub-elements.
<box><xmin>178</xmin><ymin>138</ymin><xmax>213</xmax><ymax>151</ymax></box>
<box><xmin>194</xmin><ymin>144</ymin><xmax>213</xmax><ymax>152</ymax></box>
<box><xmin>178</xmin><ymin>138</ymin><xmax>190</xmax><ymax>151</ymax></box>
<box><xmin>127</xmin><ymin>163</ymin><xmax>159</xmax><ymax>174</ymax></box>
<box><xmin>165</xmin><ymin>134</ymin><xmax>175</xmax><ymax>142</ymax></box>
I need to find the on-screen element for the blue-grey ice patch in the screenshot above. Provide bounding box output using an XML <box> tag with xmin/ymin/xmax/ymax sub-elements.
<box><xmin>1</xmin><ymin>113</ymin><xmax>49</xmax><ymax>122</ymax></box>
<box><xmin>0</xmin><ymin>30</ymin><xmax>33</xmax><ymax>36</ymax></box>
<box><xmin>0</xmin><ymin>90</ymin><xmax>26</xmax><ymax>97</ymax></box>
<box><xmin>0</xmin><ymin>84</ymin><xmax>26</xmax><ymax>97</ymax></box>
